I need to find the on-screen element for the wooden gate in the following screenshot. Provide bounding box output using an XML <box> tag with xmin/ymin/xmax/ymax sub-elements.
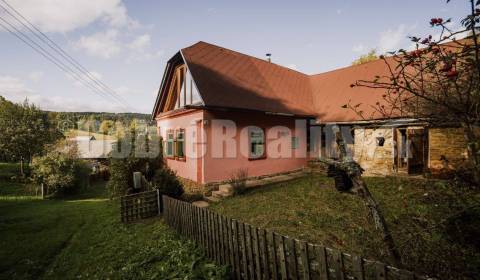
<box><xmin>120</xmin><ymin>190</ymin><xmax>161</xmax><ymax>223</ymax></box>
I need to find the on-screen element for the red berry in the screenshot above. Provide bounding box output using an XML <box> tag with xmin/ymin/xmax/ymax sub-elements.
<box><xmin>446</xmin><ymin>70</ymin><xmax>458</xmax><ymax>78</ymax></box>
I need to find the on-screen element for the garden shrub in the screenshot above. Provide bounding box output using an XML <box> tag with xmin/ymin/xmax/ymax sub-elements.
<box><xmin>107</xmin><ymin>159</ymin><xmax>130</xmax><ymax>197</ymax></box>
<box><xmin>31</xmin><ymin>143</ymin><xmax>90</xmax><ymax>196</ymax></box>
<box><xmin>228</xmin><ymin>168</ymin><xmax>248</xmax><ymax>195</ymax></box>
<box><xmin>107</xmin><ymin>131</ymin><xmax>164</xmax><ymax>197</ymax></box>
<box><xmin>152</xmin><ymin>167</ymin><xmax>184</xmax><ymax>199</ymax></box>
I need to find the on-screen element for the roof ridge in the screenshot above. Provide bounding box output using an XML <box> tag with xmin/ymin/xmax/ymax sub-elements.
<box><xmin>310</xmin><ymin>57</ymin><xmax>385</xmax><ymax>77</ymax></box>
<box><xmin>185</xmin><ymin>41</ymin><xmax>309</xmax><ymax>76</ymax></box>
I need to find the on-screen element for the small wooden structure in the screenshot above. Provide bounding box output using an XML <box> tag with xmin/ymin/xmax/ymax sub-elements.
<box><xmin>120</xmin><ymin>190</ymin><xmax>161</xmax><ymax>223</ymax></box>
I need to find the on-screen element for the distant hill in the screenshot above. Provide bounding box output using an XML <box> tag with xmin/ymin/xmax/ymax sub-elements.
<box><xmin>48</xmin><ymin>111</ymin><xmax>151</xmax><ymax>122</ymax></box>
<box><xmin>47</xmin><ymin>111</ymin><xmax>153</xmax><ymax>135</ymax></box>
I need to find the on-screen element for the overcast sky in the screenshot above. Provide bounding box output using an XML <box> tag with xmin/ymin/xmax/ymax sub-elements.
<box><xmin>0</xmin><ymin>0</ymin><xmax>469</xmax><ymax>113</ymax></box>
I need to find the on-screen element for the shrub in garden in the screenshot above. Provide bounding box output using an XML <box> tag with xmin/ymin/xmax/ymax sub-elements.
<box><xmin>152</xmin><ymin>167</ymin><xmax>184</xmax><ymax>199</ymax></box>
<box><xmin>228</xmin><ymin>168</ymin><xmax>248</xmax><ymax>195</ymax></box>
<box><xmin>107</xmin><ymin>128</ymin><xmax>164</xmax><ymax>197</ymax></box>
<box><xmin>107</xmin><ymin>158</ymin><xmax>130</xmax><ymax>197</ymax></box>
<box><xmin>31</xmin><ymin>142</ymin><xmax>90</xmax><ymax>196</ymax></box>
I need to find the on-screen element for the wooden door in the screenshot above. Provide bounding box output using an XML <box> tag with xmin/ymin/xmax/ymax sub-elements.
<box><xmin>407</xmin><ymin>128</ymin><xmax>426</xmax><ymax>174</ymax></box>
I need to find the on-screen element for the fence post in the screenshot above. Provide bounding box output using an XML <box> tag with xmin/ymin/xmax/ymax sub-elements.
<box><xmin>156</xmin><ymin>189</ymin><xmax>161</xmax><ymax>215</ymax></box>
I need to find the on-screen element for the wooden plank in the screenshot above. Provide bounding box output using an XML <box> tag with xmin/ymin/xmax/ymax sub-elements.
<box><xmin>196</xmin><ymin>206</ymin><xmax>201</xmax><ymax>243</ymax></box>
<box><xmin>204</xmin><ymin>209</ymin><xmax>209</xmax><ymax>257</ymax></box>
<box><xmin>245</xmin><ymin>224</ymin><xmax>255</xmax><ymax>280</ymax></box>
<box><xmin>199</xmin><ymin>208</ymin><xmax>205</xmax><ymax>248</ymax></box>
<box><xmin>314</xmin><ymin>245</ymin><xmax>329</xmax><ymax>280</ymax></box>
<box><xmin>222</xmin><ymin>216</ymin><xmax>229</xmax><ymax>266</ymax></box>
<box><xmin>289</xmin><ymin>239</ymin><xmax>299</xmax><ymax>280</ymax></box>
<box><xmin>240</xmin><ymin>222</ymin><xmax>249</xmax><ymax>279</ymax></box>
<box><xmin>269</xmin><ymin>231</ymin><xmax>278</xmax><ymax>280</ymax></box>
<box><xmin>332</xmin><ymin>250</ymin><xmax>345</xmax><ymax>280</ymax></box>
<box><xmin>213</xmin><ymin>213</ymin><xmax>220</xmax><ymax>263</ymax></box>
<box><xmin>179</xmin><ymin>201</ymin><xmax>183</xmax><ymax>232</ymax></box>
<box><xmin>188</xmin><ymin>203</ymin><xmax>193</xmax><ymax>238</ymax></box>
<box><xmin>202</xmin><ymin>208</ymin><xmax>207</xmax><ymax>249</ymax></box>
<box><xmin>218</xmin><ymin>213</ymin><xmax>225</xmax><ymax>264</ymax></box>
<box><xmin>208</xmin><ymin>211</ymin><xmax>214</xmax><ymax>259</ymax></box>
<box><xmin>351</xmin><ymin>255</ymin><xmax>365</xmax><ymax>280</ymax></box>
<box><xmin>185</xmin><ymin>202</ymin><xmax>189</xmax><ymax>237</ymax></box>
<box><xmin>260</xmin><ymin>229</ymin><xmax>271</xmax><ymax>280</ymax></box>
<box><xmin>375</xmin><ymin>262</ymin><xmax>387</xmax><ymax>280</ymax></box>
<box><xmin>300</xmin><ymin>241</ymin><xmax>311</xmax><ymax>280</ymax></box>
<box><xmin>252</xmin><ymin>227</ymin><xmax>262</xmax><ymax>280</ymax></box>
<box><xmin>233</xmin><ymin>220</ymin><xmax>242</xmax><ymax>280</ymax></box>
<box><xmin>278</xmin><ymin>235</ymin><xmax>288</xmax><ymax>280</ymax></box>
<box><xmin>227</xmin><ymin>218</ymin><xmax>235</xmax><ymax>269</ymax></box>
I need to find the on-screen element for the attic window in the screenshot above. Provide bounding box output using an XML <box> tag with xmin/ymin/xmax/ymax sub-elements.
<box><xmin>169</xmin><ymin>65</ymin><xmax>202</xmax><ymax>111</ymax></box>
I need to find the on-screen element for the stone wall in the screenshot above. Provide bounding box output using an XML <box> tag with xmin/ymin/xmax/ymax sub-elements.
<box><xmin>428</xmin><ymin>127</ymin><xmax>468</xmax><ymax>173</ymax></box>
<box><xmin>354</xmin><ymin>128</ymin><xmax>394</xmax><ymax>176</ymax></box>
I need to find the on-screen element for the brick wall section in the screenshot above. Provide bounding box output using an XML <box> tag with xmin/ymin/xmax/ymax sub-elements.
<box><xmin>354</xmin><ymin>128</ymin><xmax>394</xmax><ymax>176</ymax></box>
<box><xmin>428</xmin><ymin>127</ymin><xmax>468</xmax><ymax>173</ymax></box>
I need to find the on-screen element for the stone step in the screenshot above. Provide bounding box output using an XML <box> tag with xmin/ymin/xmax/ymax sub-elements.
<box><xmin>192</xmin><ymin>200</ymin><xmax>209</xmax><ymax>208</ymax></box>
<box><xmin>218</xmin><ymin>184</ymin><xmax>234</xmax><ymax>194</ymax></box>
<box><xmin>205</xmin><ymin>196</ymin><xmax>221</xmax><ymax>203</ymax></box>
<box><xmin>212</xmin><ymin>190</ymin><xmax>233</xmax><ymax>198</ymax></box>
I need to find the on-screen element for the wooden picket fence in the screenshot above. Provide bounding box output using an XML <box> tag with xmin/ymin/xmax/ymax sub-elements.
<box><xmin>120</xmin><ymin>190</ymin><xmax>161</xmax><ymax>223</ymax></box>
<box><xmin>162</xmin><ymin>195</ymin><xmax>431</xmax><ymax>280</ymax></box>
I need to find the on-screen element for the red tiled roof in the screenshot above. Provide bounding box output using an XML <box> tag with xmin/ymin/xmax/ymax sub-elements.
<box><xmin>166</xmin><ymin>41</ymin><xmax>393</xmax><ymax>122</ymax></box>
<box><xmin>181</xmin><ymin>42</ymin><xmax>316</xmax><ymax>117</ymax></box>
<box><xmin>310</xmin><ymin>59</ymin><xmax>391</xmax><ymax>122</ymax></box>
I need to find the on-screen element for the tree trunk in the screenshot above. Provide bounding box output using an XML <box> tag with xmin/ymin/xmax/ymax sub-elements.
<box><xmin>317</xmin><ymin>127</ymin><xmax>402</xmax><ymax>266</ymax></box>
<box><xmin>350</xmin><ymin>174</ymin><xmax>402</xmax><ymax>266</ymax></box>
<box><xmin>462</xmin><ymin>123</ymin><xmax>480</xmax><ymax>185</ymax></box>
<box><xmin>19</xmin><ymin>156</ymin><xmax>24</xmax><ymax>177</ymax></box>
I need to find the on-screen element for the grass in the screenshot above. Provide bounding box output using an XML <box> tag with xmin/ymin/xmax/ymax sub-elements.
<box><xmin>210</xmin><ymin>175</ymin><xmax>480</xmax><ymax>279</ymax></box>
<box><xmin>0</xmin><ymin>181</ymin><xmax>227</xmax><ymax>279</ymax></box>
<box><xmin>0</xmin><ymin>162</ymin><xmax>21</xmax><ymax>180</ymax></box>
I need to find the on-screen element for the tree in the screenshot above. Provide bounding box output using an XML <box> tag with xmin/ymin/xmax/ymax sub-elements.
<box><xmin>99</xmin><ymin>120</ymin><xmax>115</xmax><ymax>135</ymax></box>
<box><xmin>352</xmin><ymin>0</ymin><xmax>480</xmax><ymax>184</ymax></box>
<box><xmin>352</xmin><ymin>49</ymin><xmax>378</xmax><ymax>65</ymax></box>
<box><xmin>107</xmin><ymin>126</ymin><xmax>165</xmax><ymax>197</ymax></box>
<box><xmin>0</xmin><ymin>97</ymin><xmax>62</xmax><ymax>173</ymax></box>
<box><xmin>31</xmin><ymin>141</ymin><xmax>90</xmax><ymax>196</ymax></box>
<box><xmin>315</xmin><ymin>127</ymin><xmax>401</xmax><ymax>266</ymax></box>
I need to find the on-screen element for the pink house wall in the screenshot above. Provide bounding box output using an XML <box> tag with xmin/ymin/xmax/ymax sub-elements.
<box><xmin>203</xmin><ymin>111</ymin><xmax>309</xmax><ymax>183</ymax></box>
<box><xmin>156</xmin><ymin>109</ymin><xmax>204</xmax><ymax>182</ymax></box>
<box><xmin>156</xmin><ymin>109</ymin><xmax>310</xmax><ymax>184</ymax></box>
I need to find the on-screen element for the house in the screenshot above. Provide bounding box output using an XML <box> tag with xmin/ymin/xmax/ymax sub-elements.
<box><xmin>152</xmin><ymin>41</ymin><xmax>469</xmax><ymax>184</ymax></box>
<box><xmin>68</xmin><ymin>136</ymin><xmax>116</xmax><ymax>160</ymax></box>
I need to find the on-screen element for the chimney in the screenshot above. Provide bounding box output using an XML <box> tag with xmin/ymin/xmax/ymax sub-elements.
<box><xmin>266</xmin><ymin>53</ymin><xmax>271</xmax><ymax>63</ymax></box>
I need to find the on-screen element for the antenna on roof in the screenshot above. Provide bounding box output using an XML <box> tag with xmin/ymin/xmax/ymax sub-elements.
<box><xmin>266</xmin><ymin>53</ymin><xmax>271</xmax><ymax>63</ymax></box>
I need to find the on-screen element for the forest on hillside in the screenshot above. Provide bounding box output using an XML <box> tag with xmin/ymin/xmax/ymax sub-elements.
<box><xmin>47</xmin><ymin>111</ymin><xmax>152</xmax><ymax>135</ymax></box>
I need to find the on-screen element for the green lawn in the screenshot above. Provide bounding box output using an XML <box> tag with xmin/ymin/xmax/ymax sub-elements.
<box><xmin>0</xmin><ymin>181</ymin><xmax>227</xmax><ymax>279</ymax></box>
<box><xmin>210</xmin><ymin>175</ymin><xmax>480</xmax><ymax>279</ymax></box>
<box><xmin>0</xmin><ymin>162</ymin><xmax>21</xmax><ymax>180</ymax></box>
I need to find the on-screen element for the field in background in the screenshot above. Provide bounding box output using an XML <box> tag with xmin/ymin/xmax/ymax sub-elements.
<box><xmin>210</xmin><ymin>175</ymin><xmax>480</xmax><ymax>279</ymax></box>
<box><xmin>64</xmin><ymin>129</ymin><xmax>117</xmax><ymax>140</ymax></box>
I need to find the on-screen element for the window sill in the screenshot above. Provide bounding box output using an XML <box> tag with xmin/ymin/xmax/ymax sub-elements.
<box><xmin>165</xmin><ymin>156</ymin><xmax>186</xmax><ymax>162</ymax></box>
<box><xmin>248</xmin><ymin>155</ymin><xmax>266</xmax><ymax>161</ymax></box>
